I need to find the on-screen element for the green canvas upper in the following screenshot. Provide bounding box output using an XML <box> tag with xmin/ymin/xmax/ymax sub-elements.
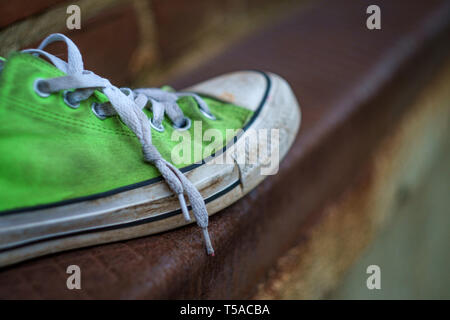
<box><xmin>0</xmin><ymin>53</ymin><xmax>253</xmax><ymax>212</ymax></box>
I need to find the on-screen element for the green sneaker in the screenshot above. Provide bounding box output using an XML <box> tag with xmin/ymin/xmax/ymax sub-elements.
<box><xmin>0</xmin><ymin>34</ymin><xmax>300</xmax><ymax>266</ymax></box>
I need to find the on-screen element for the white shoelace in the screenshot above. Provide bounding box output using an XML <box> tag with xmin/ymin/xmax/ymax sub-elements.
<box><xmin>23</xmin><ymin>33</ymin><xmax>214</xmax><ymax>255</ymax></box>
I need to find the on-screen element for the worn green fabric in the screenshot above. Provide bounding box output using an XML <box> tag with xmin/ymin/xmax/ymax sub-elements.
<box><xmin>0</xmin><ymin>53</ymin><xmax>253</xmax><ymax>212</ymax></box>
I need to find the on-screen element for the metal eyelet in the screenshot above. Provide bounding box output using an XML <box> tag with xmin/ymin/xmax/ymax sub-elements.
<box><xmin>172</xmin><ymin>117</ymin><xmax>191</xmax><ymax>131</ymax></box>
<box><xmin>149</xmin><ymin>118</ymin><xmax>165</xmax><ymax>132</ymax></box>
<box><xmin>33</xmin><ymin>78</ymin><xmax>50</xmax><ymax>98</ymax></box>
<box><xmin>91</xmin><ymin>102</ymin><xmax>107</xmax><ymax>120</ymax></box>
<box><xmin>63</xmin><ymin>90</ymin><xmax>80</xmax><ymax>109</ymax></box>
<box><xmin>200</xmin><ymin>108</ymin><xmax>216</xmax><ymax>120</ymax></box>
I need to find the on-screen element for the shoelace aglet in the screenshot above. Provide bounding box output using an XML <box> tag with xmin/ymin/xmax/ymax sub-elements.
<box><xmin>202</xmin><ymin>227</ymin><xmax>215</xmax><ymax>256</ymax></box>
<box><xmin>178</xmin><ymin>193</ymin><xmax>191</xmax><ymax>221</ymax></box>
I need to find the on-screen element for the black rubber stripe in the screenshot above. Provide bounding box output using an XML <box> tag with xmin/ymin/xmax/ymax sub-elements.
<box><xmin>0</xmin><ymin>179</ymin><xmax>241</xmax><ymax>253</ymax></box>
<box><xmin>0</xmin><ymin>70</ymin><xmax>271</xmax><ymax>215</ymax></box>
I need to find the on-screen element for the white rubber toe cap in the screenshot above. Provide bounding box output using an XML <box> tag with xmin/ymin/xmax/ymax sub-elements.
<box><xmin>184</xmin><ymin>71</ymin><xmax>268</xmax><ymax>111</ymax></box>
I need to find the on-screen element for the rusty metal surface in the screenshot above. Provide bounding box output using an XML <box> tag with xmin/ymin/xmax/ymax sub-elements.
<box><xmin>255</xmin><ymin>56</ymin><xmax>450</xmax><ymax>299</ymax></box>
<box><xmin>27</xmin><ymin>3</ymin><xmax>141</xmax><ymax>86</ymax></box>
<box><xmin>1</xmin><ymin>0</ymin><xmax>450</xmax><ymax>299</ymax></box>
<box><xmin>0</xmin><ymin>0</ymin><xmax>66</xmax><ymax>28</ymax></box>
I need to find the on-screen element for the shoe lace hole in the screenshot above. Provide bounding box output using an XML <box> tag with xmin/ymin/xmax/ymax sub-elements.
<box><xmin>149</xmin><ymin>118</ymin><xmax>165</xmax><ymax>132</ymax></box>
<box><xmin>172</xmin><ymin>117</ymin><xmax>191</xmax><ymax>131</ymax></box>
<box><xmin>63</xmin><ymin>90</ymin><xmax>80</xmax><ymax>109</ymax></box>
<box><xmin>200</xmin><ymin>108</ymin><xmax>216</xmax><ymax>120</ymax></box>
<box><xmin>91</xmin><ymin>102</ymin><xmax>107</xmax><ymax>120</ymax></box>
<box><xmin>33</xmin><ymin>78</ymin><xmax>50</xmax><ymax>98</ymax></box>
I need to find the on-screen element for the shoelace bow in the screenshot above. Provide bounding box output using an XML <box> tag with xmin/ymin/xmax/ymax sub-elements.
<box><xmin>23</xmin><ymin>33</ymin><xmax>214</xmax><ymax>255</ymax></box>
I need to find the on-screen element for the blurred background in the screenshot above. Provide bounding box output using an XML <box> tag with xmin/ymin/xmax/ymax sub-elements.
<box><xmin>0</xmin><ymin>0</ymin><xmax>449</xmax><ymax>299</ymax></box>
<box><xmin>0</xmin><ymin>0</ymin><xmax>307</xmax><ymax>86</ymax></box>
